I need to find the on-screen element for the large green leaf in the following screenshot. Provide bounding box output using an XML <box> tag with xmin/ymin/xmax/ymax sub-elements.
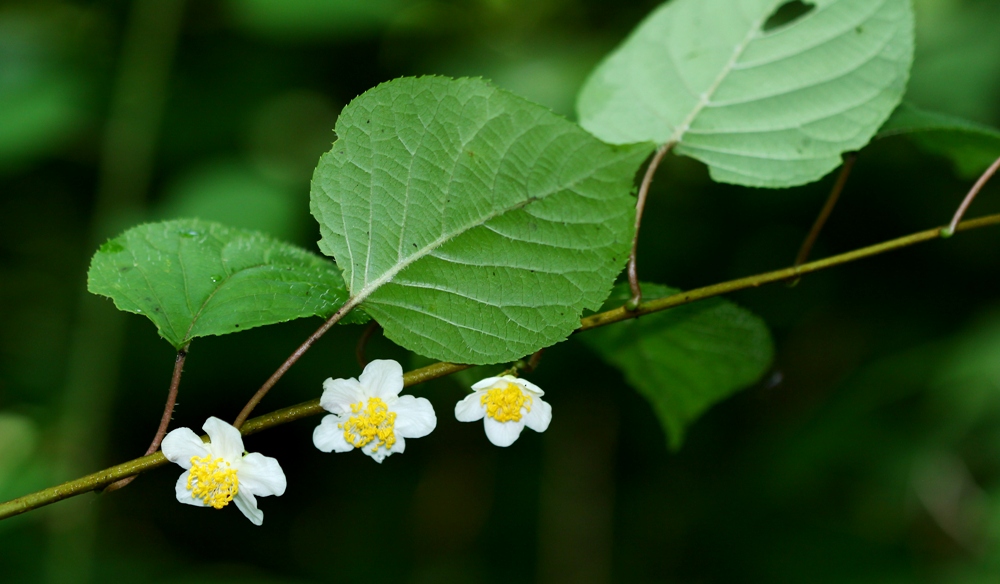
<box><xmin>583</xmin><ymin>283</ymin><xmax>774</xmax><ymax>448</ymax></box>
<box><xmin>577</xmin><ymin>0</ymin><xmax>914</xmax><ymax>188</ymax></box>
<box><xmin>311</xmin><ymin>76</ymin><xmax>651</xmax><ymax>365</ymax></box>
<box><xmin>877</xmin><ymin>102</ymin><xmax>1000</xmax><ymax>177</ymax></box>
<box><xmin>88</xmin><ymin>219</ymin><xmax>364</xmax><ymax>349</ymax></box>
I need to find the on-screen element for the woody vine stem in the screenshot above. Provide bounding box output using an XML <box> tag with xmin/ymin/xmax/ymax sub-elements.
<box><xmin>2</xmin><ymin>206</ymin><xmax>999</xmax><ymax>520</ymax></box>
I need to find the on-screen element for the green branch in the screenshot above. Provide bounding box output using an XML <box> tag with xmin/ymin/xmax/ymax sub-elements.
<box><xmin>2</xmin><ymin>212</ymin><xmax>998</xmax><ymax>521</ymax></box>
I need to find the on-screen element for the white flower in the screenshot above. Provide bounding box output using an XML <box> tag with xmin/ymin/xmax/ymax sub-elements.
<box><xmin>313</xmin><ymin>359</ymin><xmax>437</xmax><ymax>463</ymax></box>
<box><xmin>161</xmin><ymin>416</ymin><xmax>286</xmax><ymax>526</ymax></box>
<box><xmin>455</xmin><ymin>375</ymin><xmax>552</xmax><ymax>446</ymax></box>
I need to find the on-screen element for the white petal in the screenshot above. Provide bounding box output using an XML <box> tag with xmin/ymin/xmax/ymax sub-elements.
<box><xmin>320</xmin><ymin>377</ymin><xmax>364</xmax><ymax>414</ymax></box>
<box><xmin>392</xmin><ymin>395</ymin><xmax>436</xmax><ymax>438</ymax></box>
<box><xmin>513</xmin><ymin>377</ymin><xmax>544</xmax><ymax>396</ymax></box>
<box><xmin>389</xmin><ymin>435</ymin><xmax>406</xmax><ymax>457</ymax></box>
<box><xmin>161</xmin><ymin>427</ymin><xmax>208</xmax><ymax>468</ymax></box>
<box><xmin>174</xmin><ymin>471</ymin><xmax>206</xmax><ymax>507</ymax></box>
<box><xmin>237</xmin><ymin>453</ymin><xmax>286</xmax><ymax>497</ymax></box>
<box><xmin>202</xmin><ymin>417</ymin><xmax>244</xmax><ymax>462</ymax></box>
<box><xmin>523</xmin><ymin>396</ymin><xmax>552</xmax><ymax>433</ymax></box>
<box><xmin>455</xmin><ymin>392</ymin><xmax>486</xmax><ymax>422</ymax></box>
<box><xmin>359</xmin><ymin>359</ymin><xmax>404</xmax><ymax>399</ymax></box>
<box><xmin>363</xmin><ymin>435</ymin><xmax>403</xmax><ymax>464</ymax></box>
<box><xmin>234</xmin><ymin>489</ymin><xmax>263</xmax><ymax>526</ymax></box>
<box><xmin>313</xmin><ymin>415</ymin><xmax>353</xmax><ymax>453</ymax></box>
<box><xmin>471</xmin><ymin>376</ymin><xmax>505</xmax><ymax>391</ymax></box>
<box><xmin>483</xmin><ymin>417</ymin><xmax>526</xmax><ymax>447</ymax></box>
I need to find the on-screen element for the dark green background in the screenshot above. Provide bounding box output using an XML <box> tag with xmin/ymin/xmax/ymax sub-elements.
<box><xmin>2</xmin><ymin>0</ymin><xmax>1000</xmax><ymax>582</ymax></box>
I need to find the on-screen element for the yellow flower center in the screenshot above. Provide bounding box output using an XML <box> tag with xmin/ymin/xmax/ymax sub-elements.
<box><xmin>187</xmin><ymin>455</ymin><xmax>239</xmax><ymax>509</ymax></box>
<box><xmin>481</xmin><ymin>382</ymin><xmax>532</xmax><ymax>422</ymax></box>
<box><xmin>340</xmin><ymin>397</ymin><xmax>397</xmax><ymax>453</ymax></box>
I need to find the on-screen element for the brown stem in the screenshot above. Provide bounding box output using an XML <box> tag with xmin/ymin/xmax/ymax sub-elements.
<box><xmin>5</xmin><ymin>212</ymin><xmax>1000</xmax><ymax>520</ymax></box>
<box><xmin>943</xmin><ymin>155</ymin><xmax>1000</xmax><ymax>237</ymax></box>
<box><xmin>103</xmin><ymin>344</ymin><xmax>188</xmax><ymax>492</ymax></box>
<box><xmin>355</xmin><ymin>321</ymin><xmax>382</xmax><ymax>369</ymax></box>
<box><xmin>232</xmin><ymin>299</ymin><xmax>359</xmax><ymax>429</ymax></box>
<box><xmin>795</xmin><ymin>152</ymin><xmax>858</xmax><ymax>266</ymax></box>
<box><xmin>627</xmin><ymin>142</ymin><xmax>675</xmax><ymax>309</ymax></box>
<box><xmin>522</xmin><ymin>349</ymin><xmax>545</xmax><ymax>374</ymax></box>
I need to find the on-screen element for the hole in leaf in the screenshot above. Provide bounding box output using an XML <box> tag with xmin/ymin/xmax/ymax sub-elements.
<box><xmin>763</xmin><ymin>0</ymin><xmax>814</xmax><ymax>32</ymax></box>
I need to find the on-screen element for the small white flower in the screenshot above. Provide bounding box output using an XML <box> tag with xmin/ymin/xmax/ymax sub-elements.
<box><xmin>161</xmin><ymin>416</ymin><xmax>286</xmax><ymax>526</ymax></box>
<box><xmin>455</xmin><ymin>375</ymin><xmax>552</xmax><ymax>446</ymax></box>
<box><xmin>313</xmin><ymin>359</ymin><xmax>437</xmax><ymax>463</ymax></box>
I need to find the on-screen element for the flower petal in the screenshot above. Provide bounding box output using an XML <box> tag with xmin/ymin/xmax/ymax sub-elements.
<box><xmin>237</xmin><ymin>453</ymin><xmax>286</xmax><ymax>497</ymax></box>
<box><xmin>359</xmin><ymin>359</ymin><xmax>404</xmax><ymax>399</ymax></box>
<box><xmin>161</xmin><ymin>427</ymin><xmax>208</xmax><ymax>469</ymax></box>
<box><xmin>320</xmin><ymin>377</ymin><xmax>365</xmax><ymax>414</ymax></box>
<box><xmin>483</xmin><ymin>417</ymin><xmax>526</xmax><ymax>447</ymax></box>
<box><xmin>202</xmin><ymin>416</ymin><xmax>244</xmax><ymax>462</ymax></box>
<box><xmin>174</xmin><ymin>471</ymin><xmax>206</xmax><ymax>507</ymax></box>
<box><xmin>455</xmin><ymin>392</ymin><xmax>486</xmax><ymax>422</ymax></box>
<box><xmin>363</xmin><ymin>436</ymin><xmax>403</xmax><ymax>464</ymax></box>
<box><xmin>471</xmin><ymin>376</ymin><xmax>505</xmax><ymax>391</ymax></box>
<box><xmin>523</xmin><ymin>397</ymin><xmax>552</xmax><ymax>433</ymax></box>
<box><xmin>513</xmin><ymin>377</ymin><xmax>545</xmax><ymax>396</ymax></box>
<box><xmin>313</xmin><ymin>415</ymin><xmax>353</xmax><ymax>453</ymax></box>
<box><xmin>234</xmin><ymin>489</ymin><xmax>263</xmax><ymax>526</ymax></box>
<box><xmin>393</xmin><ymin>395</ymin><xmax>437</xmax><ymax>438</ymax></box>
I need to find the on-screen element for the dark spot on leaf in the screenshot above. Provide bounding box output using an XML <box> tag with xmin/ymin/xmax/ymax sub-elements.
<box><xmin>855</xmin><ymin>25</ymin><xmax>864</xmax><ymax>34</ymax></box>
<box><xmin>119</xmin><ymin>266</ymin><xmax>131</xmax><ymax>272</ymax></box>
<box><xmin>412</xmin><ymin>243</ymin><xmax>417</xmax><ymax>248</ymax></box>
<box><xmin>235</xmin><ymin>324</ymin><xmax>241</xmax><ymax>328</ymax></box>
<box><xmin>763</xmin><ymin>0</ymin><xmax>813</xmax><ymax>32</ymax></box>
<box><xmin>100</xmin><ymin>239</ymin><xmax>125</xmax><ymax>253</ymax></box>
<box><xmin>153</xmin><ymin>307</ymin><xmax>161</xmax><ymax>313</ymax></box>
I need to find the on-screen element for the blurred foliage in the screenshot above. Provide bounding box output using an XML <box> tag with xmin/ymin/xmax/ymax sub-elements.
<box><xmin>1</xmin><ymin>0</ymin><xmax>1000</xmax><ymax>583</ymax></box>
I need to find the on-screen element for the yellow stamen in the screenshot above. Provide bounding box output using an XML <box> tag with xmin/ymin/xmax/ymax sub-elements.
<box><xmin>481</xmin><ymin>382</ymin><xmax>531</xmax><ymax>422</ymax></box>
<box><xmin>187</xmin><ymin>455</ymin><xmax>238</xmax><ymax>509</ymax></box>
<box><xmin>340</xmin><ymin>397</ymin><xmax>397</xmax><ymax>453</ymax></box>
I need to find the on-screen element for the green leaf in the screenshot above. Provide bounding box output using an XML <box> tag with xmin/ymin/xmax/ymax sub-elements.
<box><xmin>311</xmin><ymin>76</ymin><xmax>652</xmax><ymax>365</ymax></box>
<box><xmin>582</xmin><ymin>283</ymin><xmax>774</xmax><ymax>449</ymax></box>
<box><xmin>88</xmin><ymin>219</ymin><xmax>364</xmax><ymax>349</ymax></box>
<box><xmin>877</xmin><ymin>102</ymin><xmax>1000</xmax><ymax>177</ymax></box>
<box><xmin>577</xmin><ymin>0</ymin><xmax>914</xmax><ymax>188</ymax></box>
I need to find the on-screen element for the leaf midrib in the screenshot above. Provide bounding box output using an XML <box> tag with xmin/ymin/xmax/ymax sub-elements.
<box><xmin>346</xmin><ymin>131</ymin><xmax>631</xmax><ymax>312</ymax></box>
<box><xmin>666</xmin><ymin>6</ymin><xmax>772</xmax><ymax>145</ymax></box>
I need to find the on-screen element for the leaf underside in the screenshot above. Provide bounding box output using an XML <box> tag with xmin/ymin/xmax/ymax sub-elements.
<box><xmin>577</xmin><ymin>0</ymin><xmax>915</xmax><ymax>188</ymax></box>
<box><xmin>311</xmin><ymin>76</ymin><xmax>652</xmax><ymax>365</ymax></box>
<box><xmin>88</xmin><ymin>219</ymin><xmax>364</xmax><ymax>349</ymax></box>
<box><xmin>878</xmin><ymin>102</ymin><xmax>1000</xmax><ymax>177</ymax></box>
<box><xmin>583</xmin><ymin>283</ymin><xmax>774</xmax><ymax>449</ymax></box>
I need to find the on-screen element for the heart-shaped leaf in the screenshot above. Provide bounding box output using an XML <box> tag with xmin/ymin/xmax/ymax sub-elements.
<box><xmin>583</xmin><ymin>283</ymin><xmax>774</xmax><ymax>448</ymax></box>
<box><xmin>311</xmin><ymin>76</ymin><xmax>652</xmax><ymax>364</ymax></box>
<box><xmin>577</xmin><ymin>0</ymin><xmax>914</xmax><ymax>188</ymax></box>
<box><xmin>88</xmin><ymin>219</ymin><xmax>364</xmax><ymax>349</ymax></box>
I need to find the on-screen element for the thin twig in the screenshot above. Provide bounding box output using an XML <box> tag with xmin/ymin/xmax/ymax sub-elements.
<box><xmin>355</xmin><ymin>321</ymin><xmax>382</xmax><ymax>369</ymax></box>
<box><xmin>628</xmin><ymin>142</ymin><xmax>675</xmax><ymax>309</ymax></box>
<box><xmin>522</xmin><ymin>349</ymin><xmax>545</xmax><ymax>374</ymax></box>
<box><xmin>103</xmin><ymin>344</ymin><xmax>189</xmax><ymax>492</ymax></box>
<box><xmin>231</xmin><ymin>299</ymin><xmax>360</xmax><ymax>429</ymax></box>
<box><xmin>942</xmin><ymin>155</ymin><xmax>1000</xmax><ymax>237</ymax></box>
<box><xmin>795</xmin><ymin>152</ymin><xmax>858</xmax><ymax>266</ymax></box>
<box><xmin>5</xmin><ymin>212</ymin><xmax>1000</xmax><ymax>520</ymax></box>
